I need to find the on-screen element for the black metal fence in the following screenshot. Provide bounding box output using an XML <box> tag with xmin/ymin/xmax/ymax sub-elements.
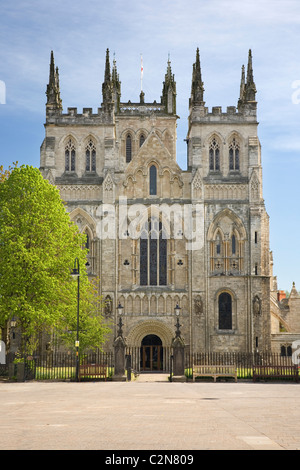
<box><xmin>1</xmin><ymin>351</ymin><xmax>114</xmax><ymax>381</ymax></box>
<box><xmin>185</xmin><ymin>351</ymin><xmax>299</xmax><ymax>380</ymax></box>
<box><xmin>1</xmin><ymin>350</ymin><xmax>299</xmax><ymax>382</ymax></box>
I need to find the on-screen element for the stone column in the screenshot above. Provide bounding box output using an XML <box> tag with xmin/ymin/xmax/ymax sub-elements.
<box><xmin>113</xmin><ymin>335</ymin><xmax>127</xmax><ymax>381</ymax></box>
<box><xmin>171</xmin><ymin>336</ymin><xmax>186</xmax><ymax>382</ymax></box>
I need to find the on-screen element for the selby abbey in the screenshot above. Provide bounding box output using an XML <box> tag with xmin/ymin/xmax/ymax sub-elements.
<box><xmin>40</xmin><ymin>48</ymin><xmax>300</xmax><ymax>368</ymax></box>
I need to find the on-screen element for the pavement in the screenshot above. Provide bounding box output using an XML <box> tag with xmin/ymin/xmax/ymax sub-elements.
<box><xmin>1</xmin><ymin>374</ymin><xmax>300</xmax><ymax>451</ymax></box>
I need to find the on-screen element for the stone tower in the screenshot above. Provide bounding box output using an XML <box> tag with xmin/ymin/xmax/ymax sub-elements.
<box><xmin>40</xmin><ymin>48</ymin><xmax>271</xmax><ymax>369</ymax></box>
<box><xmin>186</xmin><ymin>49</ymin><xmax>271</xmax><ymax>353</ymax></box>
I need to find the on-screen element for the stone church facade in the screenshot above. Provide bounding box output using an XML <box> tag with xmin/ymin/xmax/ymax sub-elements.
<box><xmin>40</xmin><ymin>48</ymin><xmax>299</xmax><ymax>369</ymax></box>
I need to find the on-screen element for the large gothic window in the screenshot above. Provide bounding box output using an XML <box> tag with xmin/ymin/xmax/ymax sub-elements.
<box><xmin>65</xmin><ymin>138</ymin><xmax>76</xmax><ymax>172</ymax></box>
<box><xmin>140</xmin><ymin>218</ymin><xmax>167</xmax><ymax>286</ymax></box>
<box><xmin>149</xmin><ymin>165</ymin><xmax>157</xmax><ymax>195</ymax></box>
<box><xmin>229</xmin><ymin>138</ymin><xmax>240</xmax><ymax>171</ymax></box>
<box><xmin>218</xmin><ymin>292</ymin><xmax>232</xmax><ymax>329</ymax></box>
<box><xmin>209</xmin><ymin>137</ymin><xmax>220</xmax><ymax>171</ymax></box>
<box><xmin>126</xmin><ymin>134</ymin><xmax>132</xmax><ymax>162</ymax></box>
<box><xmin>85</xmin><ymin>139</ymin><xmax>96</xmax><ymax>172</ymax></box>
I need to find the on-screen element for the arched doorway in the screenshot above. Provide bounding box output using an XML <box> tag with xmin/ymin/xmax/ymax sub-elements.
<box><xmin>140</xmin><ymin>334</ymin><xmax>163</xmax><ymax>371</ymax></box>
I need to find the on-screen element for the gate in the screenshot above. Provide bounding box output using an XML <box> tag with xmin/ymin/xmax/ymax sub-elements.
<box><xmin>126</xmin><ymin>345</ymin><xmax>172</xmax><ymax>373</ymax></box>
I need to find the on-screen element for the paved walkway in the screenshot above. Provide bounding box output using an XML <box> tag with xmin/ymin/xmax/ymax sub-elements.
<box><xmin>1</xmin><ymin>378</ymin><xmax>300</xmax><ymax>450</ymax></box>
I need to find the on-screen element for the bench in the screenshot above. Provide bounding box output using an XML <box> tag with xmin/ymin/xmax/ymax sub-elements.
<box><xmin>79</xmin><ymin>363</ymin><xmax>107</xmax><ymax>381</ymax></box>
<box><xmin>193</xmin><ymin>364</ymin><xmax>237</xmax><ymax>383</ymax></box>
<box><xmin>253</xmin><ymin>365</ymin><xmax>299</xmax><ymax>383</ymax></box>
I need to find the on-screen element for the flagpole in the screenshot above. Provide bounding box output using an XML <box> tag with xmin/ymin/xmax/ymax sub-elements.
<box><xmin>140</xmin><ymin>53</ymin><xmax>143</xmax><ymax>92</ymax></box>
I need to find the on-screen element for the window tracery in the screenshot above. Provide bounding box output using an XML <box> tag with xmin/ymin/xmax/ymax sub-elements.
<box><xmin>209</xmin><ymin>137</ymin><xmax>220</xmax><ymax>171</ymax></box>
<box><xmin>85</xmin><ymin>139</ymin><xmax>96</xmax><ymax>172</ymax></box>
<box><xmin>65</xmin><ymin>138</ymin><xmax>76</xmax><ymax>172</ymax></box>
<box><xmin>140</xmin><ymin>217</ymin><xmax>167</xmax><ymax>286</ymax></box>
<box><xmin>229</xmin><ymin>137</ymin><xmax>240</xmax><ymax>171</ymax></box>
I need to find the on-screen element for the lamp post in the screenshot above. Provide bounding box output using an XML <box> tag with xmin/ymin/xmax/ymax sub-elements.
<box><xmin>174</xmin><ymin>303</ymin><xmax>181</xmax><ymax>338</ymax></box>
<box><xmin>172</xmin><ymin>302</ymin><xmax>185</xmax><ymax>381</ymax></box>
<box><xmin>71</xmin><ymin>257</ymin><xmax>80</xmax><ymax>382</ymax></box>
<box><xmin>113</xmin><ymin>301</ymin><xmax>126</xmax><ymax>380</ymax></box>
<box><xmin>117</xmin><ymin>301</ymin><xmax>124</xmax><ymax>337</ymax></box>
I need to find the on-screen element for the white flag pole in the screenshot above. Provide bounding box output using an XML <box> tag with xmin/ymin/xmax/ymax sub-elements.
<box><xmin>140</xmin><ymin>54</ymin><xmax>143</xmax><ymax>92</ymax></box>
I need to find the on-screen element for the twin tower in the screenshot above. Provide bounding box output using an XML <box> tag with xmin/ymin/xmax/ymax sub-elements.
<box><xmin>40</xmin><ymin>48</ymin><xmax>271</xmax><ymax>362</ymax></box>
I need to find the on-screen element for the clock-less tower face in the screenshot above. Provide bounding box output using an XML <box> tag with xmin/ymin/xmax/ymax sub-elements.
<box><xmin>40</xmin><ymin>48</ymin><xmax>272</xmax><ymax>362</ymax></box>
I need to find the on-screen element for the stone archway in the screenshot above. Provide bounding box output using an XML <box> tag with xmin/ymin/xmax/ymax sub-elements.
<box><xmin>126</xmin><ymin>320</ymin><xmax>174</xmax><ymax>372</ymax></box>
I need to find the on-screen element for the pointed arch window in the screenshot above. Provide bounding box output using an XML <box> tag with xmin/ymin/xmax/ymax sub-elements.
<box><xmin>84</xmin><ymin>231</ymin><xmax>90</xmax><ymax>251</ymax></box>
<box><xmin>229</xmin><ymin>138</ymin><xmax>240</xmax><ymax>171</ymax></box>
<box><xmin>210</xmin><ymin>221</ymin><xmax>244</xmax><ymax>275</ymax></box>
<box><xmin>65</xmin><ymin>138</ymin><xmax>76</xmax><ymax>172</ymax></box>
<box><xmin>231</xmin><ymin>234</ymin><xmax>236</xmax><ymax>255</ymax></box>
<box><xmin>219</xmin><ymin>292</ymin><xmax>232</xmax><ymax>329</ymax></box>
<box><xmin>139</xmin><ymin>134</ymin><xmax>145</xmax><ymax>147</ymax></box>
<box><xmin>149</xmin><ymin>165</ymin><xmax>157</xmax><ymax>195</ymax></box>
<box><xmin>126</xmin><ymin>134</ymin><xmax>132</xmax><ymax>162</ymax></box>
<box><xmin>209</xmin><ymin>137</ymin><xmax>220</xmax><ymax>171</ymax></box>
<box><xmin>140</xmin><ymin>218</ymin><xmax>167</xmax><ymax>286</ymax></box>
<box><xmin>86</xmin><ymin>139</ymin><xmax>96</xmax><ymax>172</ymax></box>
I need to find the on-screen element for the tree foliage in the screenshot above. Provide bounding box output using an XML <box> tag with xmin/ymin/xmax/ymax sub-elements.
<box><xmin>0</xmin><ymin>165</ymin><xmax>110</xmax><ymax>352</ymax></box>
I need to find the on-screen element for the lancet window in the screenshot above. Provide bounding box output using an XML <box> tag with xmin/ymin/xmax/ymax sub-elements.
<box><xmin>126</xmin><ymin>134</ymin><xmax>132</xmax><ymax>162</ymax></box>
<box><xmin>210</xmin><ymin>227</ymin><xmax>244</xmax><ymax>275</ymax></box>
<box><xmin>85</xmin><ymin>139</ymin><xmax>96</xmax><ymax>172</ymax></box>
<box><xmin>218</xmin><ymin>292</ymin><xmax>232</xmax><ymax>330</ymax></box>
<box><xmin>140</xmin><ymin>217</ymin><xmax>167</xmax><ymax>286</ymax></box>
<box><xmin>209</xmin><ymin>137</ymin><xmax>220</xmax><ymax>171</ymax></box>
<box><xmin>139</xmin><ymin>134</ymin><xmax>145</xmax><ymax>147</ymax></box>
<box><xmin>229</xmin><ymin>137</ymin><xmax>240</xmax><ymax>171</ymax></box>
<box><xmin>65</xmin><ymin>138</ymin><xmax>76</xmax><ymax>172</ymax></box>
<box><xmin>149</xmin><ymin>165</ymin><xmax>157</xmax><ymax>195</ymax></box>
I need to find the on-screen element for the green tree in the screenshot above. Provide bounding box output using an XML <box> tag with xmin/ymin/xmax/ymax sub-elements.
<box><xmin>0</xmin><ymin>165</ymin><xmax>110</xmax><ymax>353</ymax></box>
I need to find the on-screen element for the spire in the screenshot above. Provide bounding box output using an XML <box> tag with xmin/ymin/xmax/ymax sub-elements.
<box><xmin>46</xmin><ymin>51</ymin><xmax>62</xmax><ymax>116</ymax></box>
<box><xmin>244</xmin><ymin>49</ymin><xmax>257</xmax><ymax>101</ymax></box>
<box><xmin>237</xmin><ymin>64</ymin><xmax>245</xmax><ymax>110</ymax></box>
<box><xmin>237</xmin><ymin>49</ymin><xmax>257</xmax><ymax>113</ymax></box>
<box><xmin>112</xmin><ymin>53</ymin><xmax>121</xmax><ymax>112</ymax></box>
<box><xmin>161</xmin><ymin>56</ymin><xmax>176</xmax><ymax>114</ymax></box>
<box><xmin>102</xmin><ymin>48</ymin><xmax>114</xmax><ymax>114</ymax></box>
<box><xmin>190</xmin><ymin>48</ymin><xmax>205</xmax><ymax>107</ymax></box>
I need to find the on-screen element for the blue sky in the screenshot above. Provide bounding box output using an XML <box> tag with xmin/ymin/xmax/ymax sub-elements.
<box><xmin>0</xmin><ymin>0</ymin><xmax>299</xmax><ymax>291</ymax></box>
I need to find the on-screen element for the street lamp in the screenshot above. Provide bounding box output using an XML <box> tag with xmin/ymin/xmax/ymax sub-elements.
<box><xmin>174</xmin><ymin>303</ymin><xmax>181</xmax><ymax>338</ymax></box>
<box><xmin>71</xmin><ymin>257</ymin><xmax>80</xmax><ymax>381</ymax></box>
<box><xmin>117</xmin><ymin>302</ymin><xmax>124</xmax><ymax>337</ymax></box>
